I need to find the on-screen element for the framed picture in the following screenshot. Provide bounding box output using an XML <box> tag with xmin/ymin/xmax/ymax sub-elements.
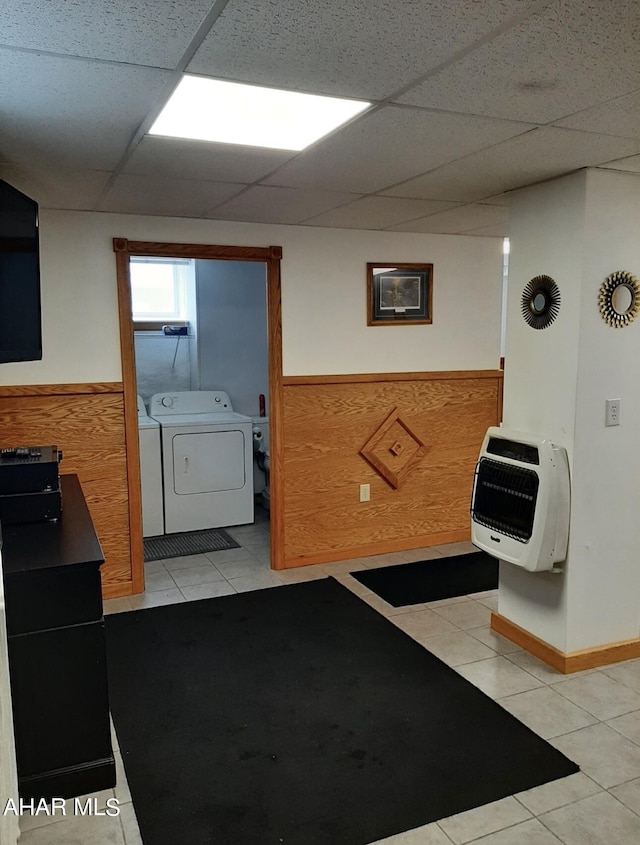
<box><xmin>367</xmin><ymin>263</ymin><xmax>433</xmax><ymax>326</ymax></box>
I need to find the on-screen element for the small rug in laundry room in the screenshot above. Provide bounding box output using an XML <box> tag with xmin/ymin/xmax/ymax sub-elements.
<box><xmin>105</xmin><ymin>577</ymin><xmax>577</xmax><ymax>845</ymax></box>
<box><xmin>143</xmin><ymin>527</ymin><xmax>240</xmax><ymax>561</ymax></box>
<box><xmin>350</xmin><ymin>550</ymin><xmax>499</xmax><ymax>607</ymax></box>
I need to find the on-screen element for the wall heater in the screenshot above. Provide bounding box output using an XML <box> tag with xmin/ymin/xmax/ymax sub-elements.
<box><xmin>471</xmin><ymin>426</ymin><xmax>570</xmax><ymax>572</ymax></box>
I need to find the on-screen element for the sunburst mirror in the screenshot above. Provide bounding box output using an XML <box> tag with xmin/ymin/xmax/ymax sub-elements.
<box><xmin>598</xmin><ymin>270</ymin><xmax>640</xmax><ymax>328</ymax></box>
<box><xmin>521</xmin><ymin>275</ymin><xmax>561</xmax><ymax>330</ymax></box>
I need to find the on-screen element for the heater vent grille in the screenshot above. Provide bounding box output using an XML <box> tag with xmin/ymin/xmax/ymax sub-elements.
<box><xmin>471</xmin><ymin>458</ymin><xmax>539</xmax><ymax>542</ymax></box>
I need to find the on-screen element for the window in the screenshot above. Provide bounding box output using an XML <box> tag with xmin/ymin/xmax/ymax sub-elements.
<box><xmin>130</xmin><ymin>258</ymin><xmax>192</xmax><ymax>321</ymax></box>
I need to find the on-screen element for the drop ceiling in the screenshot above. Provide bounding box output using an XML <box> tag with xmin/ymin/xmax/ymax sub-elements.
<box><xmin>1</xmin><ymin>0</ymin><xmax>640</xmax><ymax>236</ymax></box>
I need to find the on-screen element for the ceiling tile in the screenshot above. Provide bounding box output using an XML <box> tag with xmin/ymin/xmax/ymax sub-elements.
<box><xmin>124</xmin><ymin>136</ymin><xmax>295</xmax><ymax>183</ymax></box>
<box><xmin>205</xmin><ymin>185</ymin><xmax>359</xmax><ymax>224</ymax></box>
<box><xmin>598</xmin><ymin>156</ymin><xmax>640</xmax><ymax>174</ymax></box>
<box><xmin>262</xmin><ymin>106</ymin><xmax>534</xmax><ymax>194</ymax></box>
<box><xmin>554</xmin><ymin>89</ymin><xmax>640</xmax><ymax>140</ymax></box>
<box><xmin>462</xmin><ymin>224</ymin><xmax>509</xmax><ymax>237</ymax></box>
<box><xmin>303</xmin><ymin>196</ymin><xmax>461</xmax><ymax>230</ymax></box>
<box><xmin>388</xmin><ymin>203</ymin><xmax>508</xmax><ymax>234</ymax></box>
<box><xmin>189</xmin><ymin>0</ymin><xmax>534</xmax><ymax>99</ymax></box>
<box><xmin>0</xmin><ymin>49</ymin><xmax>172</xmax><ymax>169</ymax></box>
<box><xmin>381</xmin><ymin>127</ymin><xmax>640</xmax><ymax>202</ymax></box>
<box><xmin>398</xmin><ymin>2</ymin><xmax>640</xmax><ymax>123</ymax></box>
<box><xmin>0</xmin><ymin>164</ymin><xmax>111</xmax><ymax>210</ymax></box>
<box><xmin>1</xmin><ymin>2</ymin><xmax>637</xmax><ymax>230</ymax></box>
<box><xmin>479</xmin><ymin>193</ymin><xmax>512</xmax><ymax>206</ymax></box>
<box><xmin>96</xmin><ymin>174</ymin><xmax>245</xmax><ymax>217</ymax></box>
<box><xmin>0</xmin><ymin>0</ymin><xmax>213</xmax><ymax>67</ymax></box>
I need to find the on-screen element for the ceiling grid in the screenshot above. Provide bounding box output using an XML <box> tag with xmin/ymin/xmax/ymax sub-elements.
<box><xmin>1</xmin><ymin>0</ymin><xmax>639</xmax><ymax>235</ymax></box>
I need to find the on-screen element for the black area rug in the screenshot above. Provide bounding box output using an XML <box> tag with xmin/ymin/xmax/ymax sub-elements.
<box><xmin>106</xmin><ymin>578</ymin><xmax>577</xmax><ymax>845</ymax></box>
<box><xmin>351</xmin><ymin>550</ymin><xmax>499</xmax><ymax>607</ymax></box>
<box><xmin>143</xmin><ymin>527</ymin><xmax>240</xmax><ymax>562</ymax></box>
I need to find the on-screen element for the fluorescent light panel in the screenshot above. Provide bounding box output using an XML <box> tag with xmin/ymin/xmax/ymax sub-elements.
<box><xmin>149</xmin><ymin>75</ymin><xmax>370</xmax><ymax>151</ymax></box>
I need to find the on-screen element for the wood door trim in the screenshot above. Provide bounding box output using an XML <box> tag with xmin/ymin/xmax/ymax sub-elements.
<box><xmin>115</xmin><ymin>240</ymin><xmax>279</xmax><ymax>261</ymax></box>
<box><xmin>113</xmin><ymin>238</ymin><xmax>283</xmax><ymax>586</ymax></box>
<box><xmin>265</xmin><ymin>251</ymin><xmax>284</xmax><ymax>570</ymax></box>
<box><xmin>114</xmin><ymin>245</ymin><xmax>144</xmax><ymax>593</ymax></box>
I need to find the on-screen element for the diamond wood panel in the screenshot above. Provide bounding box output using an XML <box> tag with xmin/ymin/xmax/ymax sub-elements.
<box><xmin>360</xmin><ymin>407</ymin><xmax>428</xmax><ymax>489</ymax></box>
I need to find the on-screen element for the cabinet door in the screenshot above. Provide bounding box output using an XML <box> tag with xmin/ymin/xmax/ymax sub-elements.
<box><xmin>8</xmin><ymin>621</ymin><xmax>112</xmax><ymax>778</ymax></box>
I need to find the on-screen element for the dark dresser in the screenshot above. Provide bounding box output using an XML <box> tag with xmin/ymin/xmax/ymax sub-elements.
<box><xmin>1</xmin><ymin>474</ymin><xmax>116</xmax><ymax>800</ymax></box>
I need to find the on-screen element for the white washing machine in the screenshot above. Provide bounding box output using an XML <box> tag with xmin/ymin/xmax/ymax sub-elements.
<box><xmin>149</xmin><ymin>391</ymin><xmax>254</xmax><ymax>533</ymax></box>
<box><xmin>137</xmin><ymin>396</ymin><xmax>164</xmax><ymax>537</ymax></box>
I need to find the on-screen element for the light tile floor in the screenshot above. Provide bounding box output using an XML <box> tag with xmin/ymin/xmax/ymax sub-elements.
<box><xmin>18</xmin><ymin>511</ymin><xmax>640</xmax><ymax>844</ymax></box>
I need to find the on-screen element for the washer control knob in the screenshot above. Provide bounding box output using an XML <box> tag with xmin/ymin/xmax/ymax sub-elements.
<box><xmin>161</xmin><ymin>396</ymin><xmax>174</xmax><ymax>408</ymax></box>
<box><xmin>214</xmin><ymin>396</ymin><xmax>221</xmax><ymax>403</ymax></box>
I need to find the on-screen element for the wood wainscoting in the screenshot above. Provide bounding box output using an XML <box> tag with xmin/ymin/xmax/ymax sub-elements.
<box><xmin>0</xmin><ymin>383</ymin><xmax>135</xmax><ymax>599</ymax></box>
<box><xmin>280</xmin><ymin>370</ymin><xmax>503</xmax><ymax>568</ymax></box>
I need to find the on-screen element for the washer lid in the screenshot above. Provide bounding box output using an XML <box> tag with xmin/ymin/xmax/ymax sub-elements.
<box><xmin>138</xmin><ymin>414</ymin><xmax>159</xmax><ymax>430</ymax></box>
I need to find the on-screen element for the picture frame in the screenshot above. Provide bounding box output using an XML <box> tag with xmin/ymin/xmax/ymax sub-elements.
<box><xmin>367</xmin><ymin>263</ymin><xmax>433</xmax><ymax>326</ymax></box>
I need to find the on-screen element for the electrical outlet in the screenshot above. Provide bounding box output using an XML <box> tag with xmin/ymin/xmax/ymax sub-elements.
<box><xmin>359</xmin><ymin>483</ymin><xmax>370</xmax><ymax>502</ymax></box>
<box><xmin>606</xmin><ymin>398</ymin><xmax>621</xmax><ymax>427</ymax></box>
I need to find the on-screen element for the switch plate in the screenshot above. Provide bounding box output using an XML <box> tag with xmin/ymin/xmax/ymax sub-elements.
<box><xmin>606</xmin><ymin>398</ymin><xmax>621</xmax><ymax>426</ymax></box>
<box><xmin>359</xmin><ymin>483</ymin><xmax>370</xmax><ymax>502</ymax></box>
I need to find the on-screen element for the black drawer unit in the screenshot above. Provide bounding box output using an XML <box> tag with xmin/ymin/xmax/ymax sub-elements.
<box><xmin>1</xmin><ymin>474</ymin><xmax>116</xmax><ymax>800</ymax></box>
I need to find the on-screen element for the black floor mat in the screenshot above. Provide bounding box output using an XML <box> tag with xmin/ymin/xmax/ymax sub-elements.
<box><xmin>143</xmin><ymin>528</ymin><xmax>240</xmax><ymax>561</ymax></box>
<box><xmin>106</xmin><ymin>578</ymin><xmax>577</xmax><ymax>845</ymax></box>
<box><xmin>351</xmin><ymin>550</ymin><xmax>499</xmax><ymax>606</ymax></box>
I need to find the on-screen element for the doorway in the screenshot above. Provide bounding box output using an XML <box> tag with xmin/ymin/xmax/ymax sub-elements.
<box><xmin>113</xmin><ymin>239</ymin><xmax>283</xmax><ymax>595</ymax></box>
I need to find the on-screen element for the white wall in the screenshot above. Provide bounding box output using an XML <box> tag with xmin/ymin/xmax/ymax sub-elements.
<box><xmin>0</xmin><ymin>211</ymin><xmax>503</xmax><ymax>386</ymax></box>
<box><xmin>500</xmin><ymin>168</ymin><xmax>640</xmax><ymax>653</ymax></box>
<box><xmin>134</xmin><ymin>332</ymin><xmax>193</xmax><ymax>404</ymax></box>
<box><xmin>499</xmin><ymin>171</ymin><xmax>586</xmax><ymax>652</ymax></box>
<box><xmin>569</xmin><ymin>169</ymin><xmax>640</xmax><ymax>650</ymax></box>
<box><xmin>195</xmin><ymin>260</ymin><xmax>268</xmax><ymax>417</ymax></box>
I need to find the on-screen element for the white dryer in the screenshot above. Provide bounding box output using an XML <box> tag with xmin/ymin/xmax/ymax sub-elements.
<box><xmin>149</xmin><ymin>391</ymin><xmax>254</xmax><ymax>534</ymax></box>
<box><xmin>137</xmin><ymin>396</ymin><xmax>164</xmax><ymax>537</ymax></box>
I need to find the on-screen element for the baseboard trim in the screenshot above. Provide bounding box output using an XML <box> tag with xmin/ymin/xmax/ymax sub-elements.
<box><xmin>283</xmin><ymin>529</ymin><xmax>469</xmax><ymax>568</ymax></box>
<box><xmin>103</xmin><ymin>581</ymin><xmax>135</xmax><ymax>600</ymax></box>
<box><xmin>491</xmin><ymin>612</ymin><xmax>640</xmax><ymax>674</ymax></box>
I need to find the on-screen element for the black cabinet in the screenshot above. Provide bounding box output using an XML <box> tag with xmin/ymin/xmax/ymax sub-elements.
<box><xmin>1</xmin><ymin>474</ymin><xmax>116</xmax><ymax>800</ymax></box>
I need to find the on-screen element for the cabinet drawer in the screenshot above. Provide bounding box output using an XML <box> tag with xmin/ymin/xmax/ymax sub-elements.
<box><xmin>3</xmin><ymin>563</ymin><xmax>103</xmax><ymax>634</ymax></box>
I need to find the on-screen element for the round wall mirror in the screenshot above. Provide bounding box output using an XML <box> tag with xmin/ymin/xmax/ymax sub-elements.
<box><xmin>521</xmin><ymin>275</ymin><xmax>561</xmax><ymax>330</ymax></box>
<box><xmin>611</xmin><ymin>284</ymin><xmax>633</xmax><ymax>314</ymax></box>
<box><xmin>598</xmin><ymin>271</ymin><xmax>640</xmax><ymax>328</ymax></box>
<box><xmin>531</xmin><ymin>291</ymin><xmax>549</xmax><ymax>313</ymax></box>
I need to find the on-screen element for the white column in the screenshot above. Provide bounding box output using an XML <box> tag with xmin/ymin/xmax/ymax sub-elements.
<box><xmin>499</xmin><ymin>168</ymin><xmax>640</xmax><ymax>653</ymax></box>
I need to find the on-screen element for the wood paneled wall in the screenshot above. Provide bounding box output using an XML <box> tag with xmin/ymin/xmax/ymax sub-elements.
<box><xmin>280</xmin><ymin>371</ymin><xmax>503</xmax><ymax>568</ymax></box>
<box><xmin>0</xmin><ymin>383</ymin><xmax>135</xmax><ymax>599</ymax></box>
